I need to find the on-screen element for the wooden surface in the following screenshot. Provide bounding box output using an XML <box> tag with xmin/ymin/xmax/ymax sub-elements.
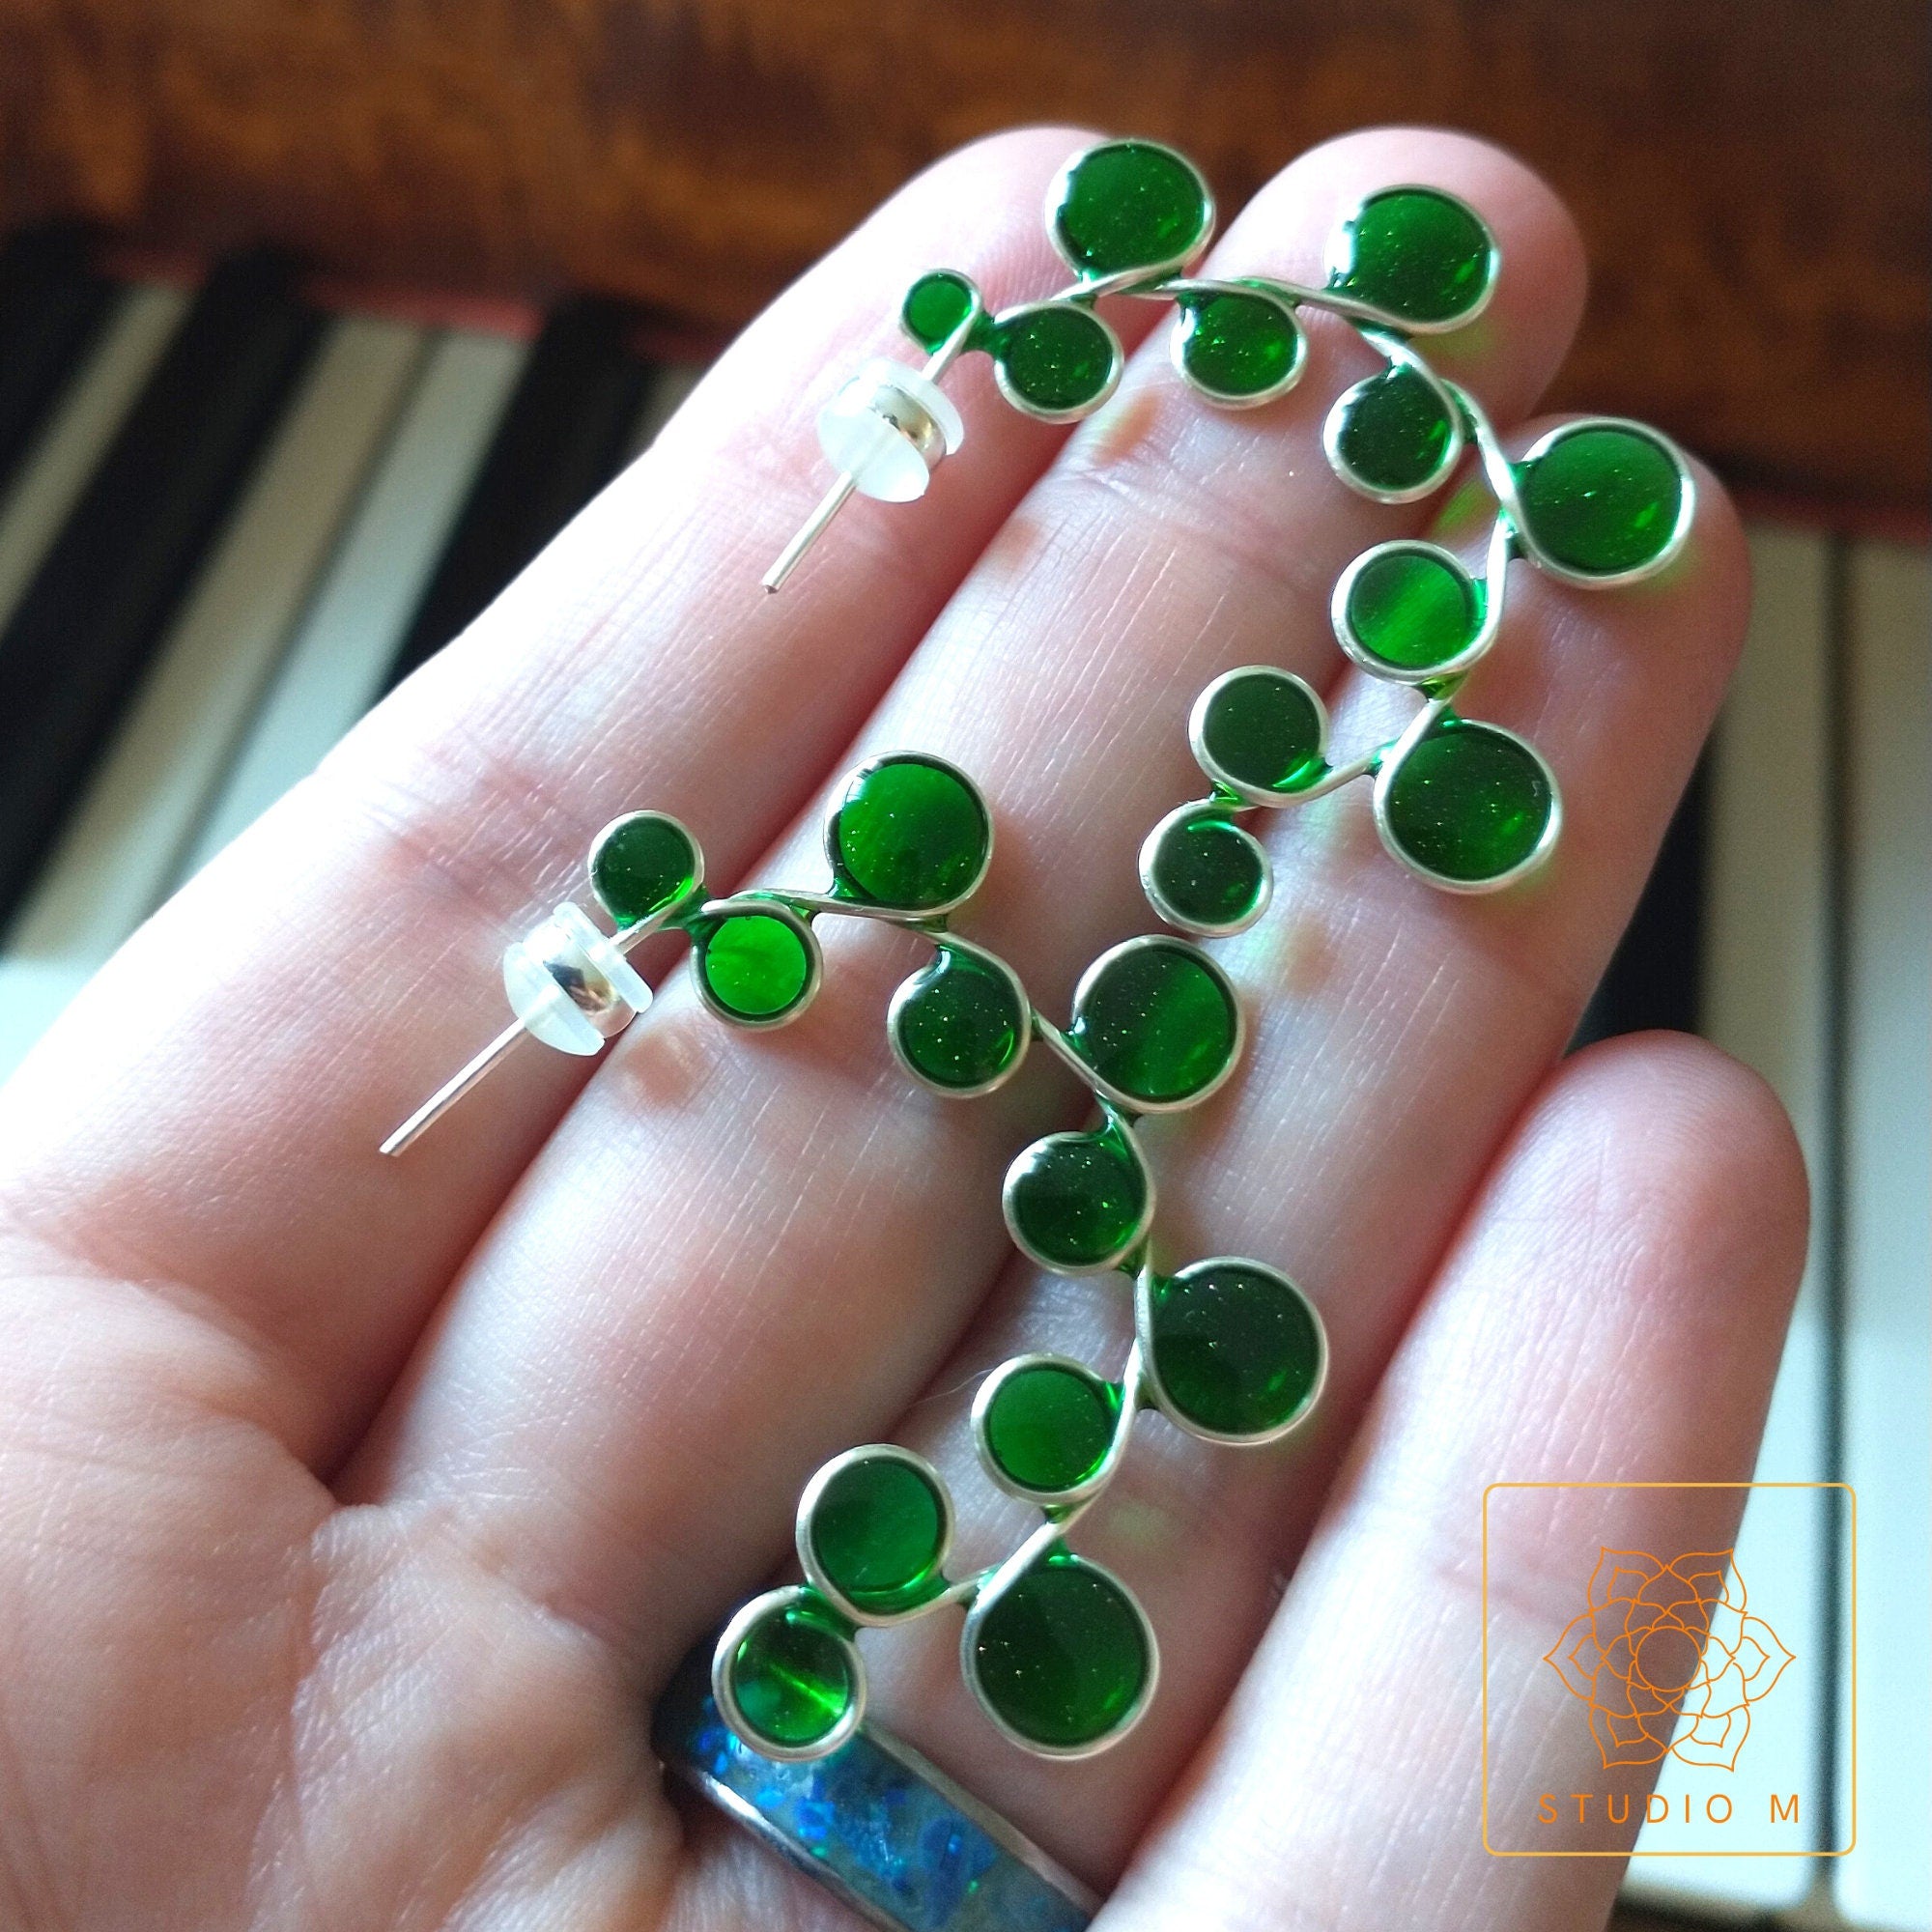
<box><xmin>0</xmin><ymin>0</ymin><xmax>1924</xmax><ymax>510</ymax></box>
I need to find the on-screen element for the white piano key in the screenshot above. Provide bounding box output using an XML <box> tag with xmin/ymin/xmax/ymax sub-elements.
<box><xmin>1837</xmin><ymin>539</ymin><xmax>1931</xmax><ymax>1932</ymax></box>
<box><xmin>1623</xmin><ymin>526</ymin><xmax>1837</xmax><ymax>1912</ymax></box>
<box><xmin>0</xmin><ymin>314</ymin><xmax>426</xmax><ymax>1078</ymax></box>
<box><xmin>174</xmin><ymin>326</ymin><xmax>526</xmax><ymax>878</ymax></box>
<box><xmin>0</xmin><ymin>283</ymin><xmax>187</xmax><ymax>633</ymax></box>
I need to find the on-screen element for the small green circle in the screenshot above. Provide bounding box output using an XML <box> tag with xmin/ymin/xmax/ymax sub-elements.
<box><xmin>1147</xmin><ymin>1260</ymin><xmax>1323</xmax><ymax>1437</ymax></box>
<box><xmin>1147</xmin><ymin>810</ymin><xmax>1266</xmax><ymax>930</ymax></box>
<box><xmin>590</xmin><ymin>812</ymin><xmax>698</xmax><ymax>926</ymax></box>
<box><xmin>1329</xmin><ymin>365</ymin><xmax>1455</xmax><ymax>496</ymax></box>
<box><xmin>1344</xmin><ymin>548</ymin><xmax>1482</xmax><ymax>671</ymax></box>
<box><xmin>969</xmin><ymin>1551</ymin><xmax>1151</xmax><ymax>1749</ymax></box>
<box><xmin>808</xmin><ymin>1454</ymin><xmax>948</xmax><ymax>1615</ymax></box>
<box><xmin>983</xmin><ymin>1362</ymin><xmax>1119</xmax><ymax>1494</ymax></box>
<box><xmin>892</xmin><ymin>947</ymin><xmax>1025</xmax><ymax>1091</ymax></box>
<box><xmin>901</xmin><ymin>270</ymin><xmax>980</xmax><ymax>353</ymax></box>
<box><xmin>1068</xmin><ymin>939</ymin><xmax>1239</xmax><ymax>1107</ymax></box>
<box><xmin>830</xmin><ymin>755</ymin><xmax>989</xmax><ymax>911</ymax></box>
<box><xmin>1052</xmin><ymin>139</ymin><xmax>1209</xmax><ymax>278</ymax></box>
<box><xmin>1380</xmin><ymin>718</ymin><xmax>1555</xmax><ymax>884</ymax></box>
<box><xmin>994</xmin><ymin>304</ymin><xmax>1118</xmax><ymax>415</ymax></box>
<box><xmin>1006</xmin><ymin>1129</ymin><xmax>1148</xmax><ymax>1271</ymax></box>
<box><xmin>696</xmin><ymin>910</ymin><xmax>813</xmax><ymax>1021</ymax></box>
<box><xmin>1176</xmin><ymin>289</ymin><xmax>1299</xmax><ymax>401</ymax></box>
<box><xmin>1517</xmin><ymin>424</ymin><xmax>1687</xmax><ymax>577</ymax></box>
<box><xmin>1327</xmin><ymin>185</ymin><xmax>1495</xmax><ymax>326</ymax></box>
<box><xmin>728</xmin><ymin>1604</ymin><xmax>854</xmax><ymax>1748</ymax></box>
<box><xmin>1197</xmin><ymin>668</ymin><xmax>1324</xmax><ymax>794</ymax></box>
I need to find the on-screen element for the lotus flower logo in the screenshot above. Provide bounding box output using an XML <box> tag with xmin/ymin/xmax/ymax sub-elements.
<box><xmin>1544</xmin><ymin>1548</ymin><xmax>1795</xmax><ymax>1771</ymax></box>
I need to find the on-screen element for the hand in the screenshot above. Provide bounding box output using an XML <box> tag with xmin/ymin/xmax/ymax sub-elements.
<box><xmin>0</xmin><ymin>126</ymin><xmax>1803</xmax><ymax>1931</ymax></box>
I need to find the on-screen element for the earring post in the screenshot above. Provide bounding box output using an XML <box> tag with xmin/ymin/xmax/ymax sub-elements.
<box><xmin>380</xmin><ymin>1018</ymin><xmax>526</xmax><ymax>1157</ymax></box>
<box><xmin>761</xmin><ymin>472</ymin><xmax>857</xmax><ymax>593</ymax></box>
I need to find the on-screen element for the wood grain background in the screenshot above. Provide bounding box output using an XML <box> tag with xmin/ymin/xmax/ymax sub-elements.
<box><xmin>0</xmin><ymin>0</ymin><xmax>1924</xmax><ymax>509</ymax></box>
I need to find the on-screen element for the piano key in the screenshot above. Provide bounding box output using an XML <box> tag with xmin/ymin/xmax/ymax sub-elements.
<box><xmin>174</xmin><ymin>326</ymin><xmax>526</xmax><ymax>878</ymax></box>
<box><xmin>0</xmin><ymin>250</ymin><xmax>323</xmax><ymax>926</ymax></box>
<box><xmin>1623</xmin><ymin>525</ymin><xmax>1836</xmax><ymax>1909</ymax></box>
<box><xmin>0</xmin><ymin>283</ymin><xmax>187</xmax><ymax>635</ymax></box>
<box><xmin>379</xmin><ymin>297</ymin><xmax>649</xmax><ymax>693</ymax></box>
<box><xmin>0</xmin><ymin>227</ymin><xmax>117</xmax><ymax>495</ymax></box>
<box><xmin>1836</xmin><ymin>539</ymin><xmax>1930</xmax><ymax>1932</ymax></box>
<box><xmin>0</xmin><ymin>314</ymin><xmax>426</xmax><ymax>1079</ymax></box>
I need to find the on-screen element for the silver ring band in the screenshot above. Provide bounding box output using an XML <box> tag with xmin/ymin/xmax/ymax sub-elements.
<box><xmin>653</xmin><ymin>1640</ymin><xmax>1097</xmax><ymax>1930</ymax></box>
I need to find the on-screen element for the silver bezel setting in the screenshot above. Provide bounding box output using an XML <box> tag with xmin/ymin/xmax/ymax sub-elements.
<box><xmin>1134</xmin><ymin>1256</ymin><xmax>1330</xmax><ymax>1447</ymax></box>
<box><xmin>1370</xmin><ymin>708</ymin><xmax>1564</xmax><ymax>895</ymax></box>
<box><xmin>1001</xmin><ymin>1119</ymin><xmax>1156</xmax><ymax>1277</ymax></box>
<box><xmin>1186</xmin><ymin>664</ymin><xmax>1333</xmax><ymax>809</ymax></box>
<box><xmin>1321</xmin><ymin>182</ymin><xmax>1501</xmax><ymax>335</ymax></box>
<box><xmin>1321</xmin><ymin>363</ymin><xmax>1467</xmax><ymax>505</ymax></box>
<box><xmin>1512</xmin><ymin>416</ymin><xmax>1698</xmax><ymax>590</ymax></box>
<box><xmin>586</xmin><ymin>809</ymin><xmax>705</xmax><ymax>928</ymax></box>
<box><xmin>885</xmin><ymin>932</ymin><xmax>1034</xmax><ymax>1099</ymax></box>
<box><xmin>1043</xmin><ymin>137</ymin><xmax>1217</xmax><ymax>286</ymax></box>
<box><xmin>959</xmin><ymin>1540</ymin><xmax>1161</xmax><ymax>1760</ymax></box>
<box><xmin>1329</xmin><ymin>536</ymin><xmax>1501</xmax><ymax>687</ymax></box>
<box><xmin>1137</xmin><ymin>800</ymin><xmax>1273</xmax><ymax>937</ymax></box>
<box><xmin>711</xmin><ymin>1583</ymin><xmax>867</xmax><ymax>1763</ymax></box>
<box><xmin>1163</xmin><ymin>277</ymin><xmax>1308</xmax><ymax>410</ymax></box>
<box><xmin>1062</xmin><ymin>934</ymin><xmax>1246</xmax><ymax>1115</ymax></box>
<box><xmin>691</xmin><ymin>895</ymin><xmax>824</xmax><ymax>1029</ymax></box>
<box><xmin>988</xmin><ymin>298</ymin><xmax>1125</xmax><ymax>424</ymax></box>
<box><xmin>795</xmin><ymin>1442</ymin><xmax>957</xmax><ymax>1630</ymax></box>
<box><xmin>970</xmin><ymin>1351</ymin><xmax>1135</xmax><ymax>1508</ymax></box>
<box><xmin>823</xmin><ymin>748</ymin><xmax>995</xmax><ymax>918</ymax></box>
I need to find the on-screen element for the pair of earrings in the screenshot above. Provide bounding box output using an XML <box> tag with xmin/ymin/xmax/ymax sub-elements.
<box><xmin>380</xmin><ymin>139</ymin><xmax>1690</xmax><ymax>1769</ymax></box>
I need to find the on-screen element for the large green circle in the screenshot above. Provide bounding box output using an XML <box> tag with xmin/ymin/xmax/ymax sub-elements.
<box><xmin>1052</xmin><ymin>139</ymin><xmax>1210</xmax><ymax>278</ymax></box>
<box><xmin>968</xmin><ymin>1551</ymin><xmax>1151</xmax><ymax>1749</ymax></box>
<box><xmin>1517</xmin><ymin>424</ymin><xmax>1687</xmax><ymax>578</ymax></box>
<box><xmin>829</xmin><ymin>754</ymin><xmax>989</xmax><ymax>910</ymax></box>
<box><xmin>1379</xmin><ymin>719</ymin><xmax>1555</xmax><ymax>885</ymax></box>
<box><xmin>808</xmin><ymin>1453</ymin><xmax>948</xmax><ymax>1615</ymax></box>
<box><xmin>1326</xmin><ymin>185</ymin><xmax>1495</xmax><ymax>326</ymax></box>
<box><xmin>1146</xmin><ymin>1259</ymin><xmax>1323</xmax><ymax>1438</ymax></box>
<box><xmin>1067</xmin><ymin>939</ymin><xmax>1239</xmax><ymax>1107</ymax></box>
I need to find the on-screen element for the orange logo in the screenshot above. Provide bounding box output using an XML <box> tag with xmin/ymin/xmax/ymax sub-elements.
<box><xmin>1544</xmin><ymin>1548</ymin><xmax>1796</xmax><ymax>1772</ymax></box>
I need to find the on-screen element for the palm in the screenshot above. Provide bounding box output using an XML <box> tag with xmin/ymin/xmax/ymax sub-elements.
<box><xmin>0</xmin><ymin>125</ymin><xmax>1801</xmax><ymax>1932</ymax></box>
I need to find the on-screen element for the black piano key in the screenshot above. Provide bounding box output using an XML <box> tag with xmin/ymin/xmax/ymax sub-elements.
<box><xmin>1572</xmin><ymin>753</ymin><xmax>1710</xmax><ymax>1047</ymax></box>
<box><xmin>0</xmin><ymin>227</ymin><xmax>117</xmax><ymax>496</ymax></box>
<box><xmin>0</xmin><ymin>250</ymin><xmax>323</xmax><ymax>926</ymax></box>
<box><xmin>380</xmin><ymin>297</ymin><xmax>649</xmax><ymax>692</ymax></box>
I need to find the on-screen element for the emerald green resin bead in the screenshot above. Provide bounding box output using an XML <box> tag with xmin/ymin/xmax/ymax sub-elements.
<box><xmin>1378</xmin><ymin>716</ymin><xmax>1558</xmax><ymax>888</ymax></box>
<box><xmin>803</xmin><ymin>1448</ymin><xmax>952</xmax><ymax>1618</ymax></box>
<box><xmin>1051</xmin><ymin>138</ymin><xmax>1211</xmax><ymax>280</ymax></box>
<box><xmin>1142</xmin><ymin>1258</ymin><xmax>1325</xmax><ymax>1441</ymax></box>
<box><xmin>1004</xmin><ymin>1123</ymin><xmax>1151</xmax><ymax>1273</ymax></box>
<box><xmin>1325</xmin><ymin>363</ymin><xmax>1458</xmax><ymax>500</ymax></box>
<box><xmin>992</xmin><ymin>302</ymin><xmax>1122</xmax><ymax>420</ymax></box>
<box><xmin>1326</xmin><ymin>185</ymin><xmax>1497</xmax><ymax>327</ymax></box>
<box><xmin>1337</xmin><ymin>542</ymin><xmax>1484</xmax><ymax>676</ymax></box>
<box><xmin>901</xmin><ymin>270</ymin><xmax>983</xmax><ymax>355</ymax></box>
<box><xmin>693</xmin><ymin>905</ymin><xmax>818</xmax><ymax>1024</ymax></box>
<box><xmin>889</xmin><ymin>943</ymin><xmax>1028</xmax><ymax>1094</ymax></box>
<box><xmin>1067</xmin><ymin>937</ymin><xmax>1241</xmax><ymax>1110</ymax></box>
<box><xmin>1191</xmin><ymin>665</ymin><xmax>1327</xmax><ymax>799</ymax></box>
<box><xmin>589</xmin><ymin>811</ymin><xmax>700</xmax><ymax>926</ymax></box>
<box><xmin>829</xmin><ymin>753</ymin><xmax>991</xmax><ymax>912</ymax></box>
<box><xmin>725</xmin><ymin>1597</ymin><xmax>859</xmax><ymax>1751</ymax></box>
<box><xmin>1516</xmin><ymin>422</ymin><xmax>1689</xmax><ymax>581</ymax></box>
<box><xmin>965</xmin><ymin>1549</ymin><xmax>1154</xmax><ymax>1753</ymax></box>
<box><xmin>1140</xmin><ymin>805</ymin><xmax>1269</xmax><ymax>936</ymax></box>
<box><xmin>978</xmin><ymin>1357</ymin><xmax>1120</xmax><ymax>1497</ymax></box>
<box><xmin>1172</xmin><ymin>286</ymin><xmax>1303</xmax><ymax>405</ymax></box>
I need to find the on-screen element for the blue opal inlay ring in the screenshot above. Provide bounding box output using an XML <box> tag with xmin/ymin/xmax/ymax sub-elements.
<box><xmin>653</xmin><ymin>1642</ymin><xmax>1097</xmax><ymax>1931</ymax></box>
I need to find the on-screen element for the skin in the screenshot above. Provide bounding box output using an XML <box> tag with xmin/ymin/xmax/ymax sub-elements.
<box><xmin>0</xmin><ymin>126</ymin><xmax>1805</xmax><ymax>1932</ymax></box>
